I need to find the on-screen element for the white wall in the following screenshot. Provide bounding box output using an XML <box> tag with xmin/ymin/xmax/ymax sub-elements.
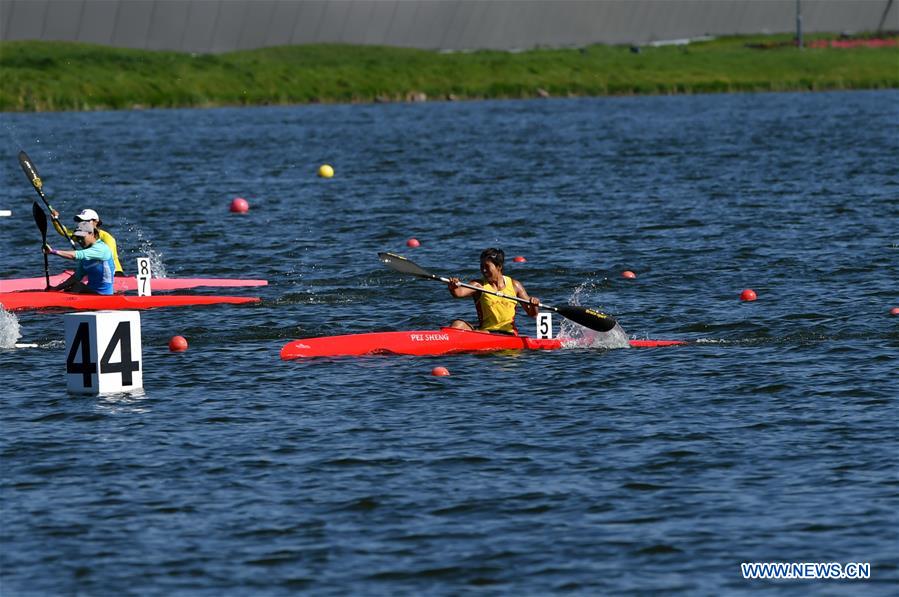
<box><xmin>1</xmin><ymin>0</ymin><xmax>896</xmax><ymax>53</ymax></box>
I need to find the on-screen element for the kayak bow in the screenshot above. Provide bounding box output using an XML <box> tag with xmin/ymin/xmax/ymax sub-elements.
<box><xmin>281</xmin><ymin>327</ymin><xmax>685</xmax><ymax>359</ymax></box>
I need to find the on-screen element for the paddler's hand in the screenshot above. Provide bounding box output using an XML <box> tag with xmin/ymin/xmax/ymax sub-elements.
<box><xmin>50</xmin><ymin>208</ymin><xmax>59</xmax><ymax>219</ymax></box>
<box><xmin>448</xmin><ymin>277</ymin><xmax>477</xmax><ymax>298</ymax></box>
<box><xmin>42</xmin><ymin>243</ymin><xmax>53</xmax><ymax>255</ymax></box>
<box><xmin>526</xmin><ymin>296</ymin><xmax>540</xmax><ymax>316</ymax></box>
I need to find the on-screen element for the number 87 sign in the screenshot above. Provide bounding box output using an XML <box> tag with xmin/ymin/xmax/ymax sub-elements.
<box><xmin>64</xmin><ymin>311</ymin><xmax>143</xmax><ymax>394</ymax></box>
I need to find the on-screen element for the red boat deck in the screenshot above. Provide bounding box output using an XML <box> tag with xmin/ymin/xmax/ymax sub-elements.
<box><xmin>281</xmin><ymin>327</ymin><xmax>686</xmax><ymax>359</ymax></box>
<box><xmin>0</xmin><ymin>272</ymin><xmax>267</xmax><ymax>294</ymax></box>
<box><xmin>0</xmin><ymin>291</ymin><xmax>260</xmax><ymax>311</ymax></box>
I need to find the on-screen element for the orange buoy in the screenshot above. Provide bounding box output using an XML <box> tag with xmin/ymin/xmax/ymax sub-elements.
<box><xmin>622</xmin><ymin>270</ymin><xmax>636</xmax><ymax>279</ymax></box>
<box><xmin>431</xmin><ymin>366</ymin><xmax>450</xmax><ymax>376</ymax></box>
<box><xmin>890</xmin><ymin>307</ymin><xmax>899</xmax><ymax>316</ymax></box>
<box><xmin>168</xmin><ymin>335</ymin><xmax>188</xmax><ymax>352</ymax></box>
<box><xmin>406</xmin><ymin>238</ymin><xmax>420</xmax><ymax>248</ymax></box>
<box><xmin>513</xmin><ymin>256</ymin><xmax>527</xmax><ymax>263</ymax></box>
<box><xmin>229</xmin><ymin>197</ymin><xmax>249</xmax><ymax>213</ymax></box>
<box><xmin>740</xmin><ymin>289</ymin><xmax>757</xmax><ymax>302</ymax></box>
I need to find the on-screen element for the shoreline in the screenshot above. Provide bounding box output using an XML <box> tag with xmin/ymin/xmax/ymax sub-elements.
<box><xmin>1</xmin><ymin>35</ymin><xmax>897</xmax><ymax>112</ymax></box>
<box><xmin>8</xmin><ymin>86</ymin><xmax>894</xmax><ymax>117</ymax></box>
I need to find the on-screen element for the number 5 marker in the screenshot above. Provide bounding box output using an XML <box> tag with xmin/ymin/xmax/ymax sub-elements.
<box><xmin>536</xmin><ymin>312</ymin><xmax>553</xmax><ymax>339</ymax></box>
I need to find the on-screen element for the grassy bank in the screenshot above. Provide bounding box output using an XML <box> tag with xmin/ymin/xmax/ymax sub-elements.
<box><xmin>1</xmin><ymin>35</ymin><xmax>897</xmax><ymax>111</ymax></box>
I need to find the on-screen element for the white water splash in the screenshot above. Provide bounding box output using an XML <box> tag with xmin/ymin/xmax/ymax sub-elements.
<box><xmin>0</xmin><ymin>308</ymin><xmax>22</xmax><ymax>348</ymax></box>
<box><xmin>555</xmin><ymin>280</ymin><xmax>631</xmax><ymax>349</ymax></box>
<box><xmin>566</xmin><ymin>280</ymin><xmax>596</xmax><ymax>307</ymax></box>
<box><xmin>560</xmin><ymin>321</ymin><xmax>631</xmax><ymax>349</ymax></box>
<box><xmin>145</xmin><ymin>248</ymin><xmax>167</xmax><ymax>278</ymax></box>
<box><xmin>132</xmin><ymin>227</ymin><xmax>168</xmax><ymax>278</ymax></box>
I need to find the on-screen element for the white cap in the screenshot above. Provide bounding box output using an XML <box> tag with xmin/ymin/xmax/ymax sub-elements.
<box><xmin>74</xmin><ymin>208</ymin><xmax>100</xmax><ymax>223</ymax></box>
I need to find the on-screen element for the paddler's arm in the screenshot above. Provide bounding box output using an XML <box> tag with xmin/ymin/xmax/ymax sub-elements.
<box><xmin>49</xmin><ymin>208</ymin><xmax>72</xmax><ymax>239</ymax></box>
<box><xmin>513</xmin><ymin>279</ymin><xmax>539</xmax><ymax>317</ymax></box>
<box><xmin>46</xmin><ymin>243</ymin><xmax>107</xmax><ymax>262</ymax></box>
<box><xmin>44</xmin><ymin>244</ymin><xmax>77</xmax><ymax>260</ymax></box>
<box><xmin>447</xmin><ymin>277</ymin><xmax>481</xmax><ymax>298</ymax></box>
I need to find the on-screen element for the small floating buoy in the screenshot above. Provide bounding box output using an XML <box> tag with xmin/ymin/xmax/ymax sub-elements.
<box><xmin>513</xmin><ymin>256</ymin><xmax>527</xmax><ymax>263</ymax></box>
<box><xmin>431</xmin><ymin>366</ymin><xmax>450</xmax><ymax>377</ymax></box>
<box><xmin>622</xmin><ymin>270</ymin><xmax>636</xmax><ymax>279</ymax></box>
<box><xmin>890</xmin><ymin>307</ymin><xmax>899</xmax><ymax>316</ymax></box>
<box><xmin>168</xmin><ymin>335</ymin><xmax>188</xmax><ymax>352</ymax></box>
<box><xmin>229</xmin><ymin>197</ymin><xmax>249</xmax><ymax>213</ymax></box>
<box><xmin>740</xmin><ymin>289</ymin><xmax>757</xmax><ymax>302</ymax></box>
<box><xmin>406</xmin><ymin>238</ymin><xmax>420</xmax><ymax>248</ymax></box>
<box><xmin>318</xmin><ymin>164</ymin><xmax>334</xmax><ymax>178</ymax></box>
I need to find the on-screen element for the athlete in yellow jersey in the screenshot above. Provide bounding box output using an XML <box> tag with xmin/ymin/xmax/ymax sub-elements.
<box><xmin>51</xmin><ymin>207</ymin><xmax>124</xmax><ymax>276</ymax></box>
<box><xmin>447</xmin><ymin>247</ymin><xmax>539</xmax><ymax>334</ymax></box>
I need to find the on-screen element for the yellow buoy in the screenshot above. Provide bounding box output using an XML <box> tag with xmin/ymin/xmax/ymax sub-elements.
<box><xmin>318</xmin><ymin>164</ymin><xmax>334</xmax><ymax>178</ymax></box>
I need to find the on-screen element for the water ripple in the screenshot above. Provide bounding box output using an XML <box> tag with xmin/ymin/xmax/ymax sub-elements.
<box><xmin>2</xmin><ymin>91</ymin><xmax>897</xmax><ymax>594</ymax></box>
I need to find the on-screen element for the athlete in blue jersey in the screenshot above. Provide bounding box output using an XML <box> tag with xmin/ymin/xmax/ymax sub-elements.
<box><xmin>44</xmin><ymin>221</ymin><xmax>115</xmax><ymax>295</ymax></box>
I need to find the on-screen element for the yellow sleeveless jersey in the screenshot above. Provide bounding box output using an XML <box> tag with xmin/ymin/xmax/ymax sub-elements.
<box><xmin>53</xmin><ymin>220</ymin><xmax>123</xmax><ymax>274</ymax></box>
<box><xmin>476</xmin><ymin>275</ymin><xmax>518</xmax><ymax>333</ymax></box>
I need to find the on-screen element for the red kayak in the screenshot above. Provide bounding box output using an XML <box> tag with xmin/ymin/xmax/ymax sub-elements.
<box><xmin>0</xmin><ymin>291</ymin><xmax>260</xmax><ymax>312</ymax></box>
<box><xmin>0</xmin><ymin>272</ymin><xmax>267</xmax><ymax>293</ymax></box>
<box><xmin>281</xmin><ymin>327</ymin><xmax>686</xmax><ymax>359</ymax></box>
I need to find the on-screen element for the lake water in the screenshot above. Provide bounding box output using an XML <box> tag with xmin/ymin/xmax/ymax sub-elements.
<box><xmin>1</xmin><ymin>90</ymin><xmax>897</xmax><ymax>594</ymax></box>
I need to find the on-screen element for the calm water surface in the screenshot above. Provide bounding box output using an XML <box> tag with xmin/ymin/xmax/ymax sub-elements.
<box><xmin>1</xmin><ymin>91</ymin><xmax>897</xmax><ymax>594</ymax></box>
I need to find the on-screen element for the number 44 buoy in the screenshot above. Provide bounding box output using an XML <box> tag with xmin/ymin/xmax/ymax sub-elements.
<box><xmin>64</xmin><ymin>311</ymin><xmax>143</xmax><ymax>395</ymax></box>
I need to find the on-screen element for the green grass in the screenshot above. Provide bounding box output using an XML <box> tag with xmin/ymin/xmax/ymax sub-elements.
<box><xmin>1</xmin><ymin>35</ymin><xmax>896</xmax><ymax>111</ymax></box>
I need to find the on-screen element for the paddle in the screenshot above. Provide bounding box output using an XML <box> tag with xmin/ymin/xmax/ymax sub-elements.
<box><xmin>378</xmin><ymin>252</ymin><xmax>618</xmax><ymax>333</ymax></box>
<box><xmin>32</xmin><ymin>202</ymin><xmax>51</xmax><ymax>290</ymax></box>
<box><xmin>18</xmin><ymin>150</ymin><xmax>77</xmax><ymax>249</ymax></box>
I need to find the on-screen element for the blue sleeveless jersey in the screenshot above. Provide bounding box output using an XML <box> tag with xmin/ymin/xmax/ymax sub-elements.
<box><xmin>73</xmin><ymin>239</ymin><xmax>115</xmax><ymax>295</ymax></box>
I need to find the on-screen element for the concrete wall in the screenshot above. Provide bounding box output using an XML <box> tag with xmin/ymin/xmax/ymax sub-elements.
<box><xmin>1</xmin><ymin>0</ymin><xmax>896</xmax><ymax>53</ymax></box>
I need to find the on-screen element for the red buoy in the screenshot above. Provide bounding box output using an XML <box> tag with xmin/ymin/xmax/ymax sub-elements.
<box><xmin>406</xmin><ymin>238</ymin><xmax>420</xmax><ymax>248</ymax></box>
<box><xmin>890</xmin><ymin>307</ymin><xmax>899</xmax><ymax>316</ymax></box>
<box><xmin>513</xmin><ymin>256</ymin><xmax>527</xmax><ymax>263</ymax></box>
<box><xmin>169</xmin><ymin>335</ymin><xmax>189</xmax><ymax>352</ymax></box>
<box><xmin>431</xmin><ymin>366</ymin><xmax>450</xmax><ymax>376</ymax></box>
<box><xmin>622</xmin><ymin>270</ymin><xmax>636</xmax><ymax>279</ymax></box>
<box><xmin>740</xmin><ymin>289</ymin><xmax>757</xmax><ymax>302</ymax></box>
<box><xmin>230</xmin><ymin>197</ymin><xmax>249</xmax><ymax>213</ymax></box>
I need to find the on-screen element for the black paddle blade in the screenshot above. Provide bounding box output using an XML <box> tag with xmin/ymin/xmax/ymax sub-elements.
<box><xmin>19</xmin><ymin>151</ymin><xmax>43</xmax><ymax>192</ymax></box>
<box><xmin>554</xmin><ymin>305</ymin><xmax>618</xmax><ymax>333</ymax></box>
<box><xmin>378</xmin><ymin>252</ymin><xmax>439</xmax><ymax>280</ymax></box>
<box><xmin>33</xmin><ymin>202</ymin><xmax>51</xmax><ymax>290</ymax></box>
<box><xmin>32</xmin><ymin>201</ymin><xmax>48</xmax><ymax>238</ymax></box>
